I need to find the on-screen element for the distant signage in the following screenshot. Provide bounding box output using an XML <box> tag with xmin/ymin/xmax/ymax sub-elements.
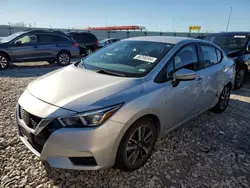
<box><xmin>189</xmin><ymin>26</ymin><xmax>201</xmax><ymax>31</ymax></box>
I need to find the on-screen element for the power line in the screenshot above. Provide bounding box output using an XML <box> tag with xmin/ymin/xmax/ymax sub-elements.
<box><xmin>226</xmin><ymin>7</ymin><xmax>232</xmax><ymax>32</ymax></box>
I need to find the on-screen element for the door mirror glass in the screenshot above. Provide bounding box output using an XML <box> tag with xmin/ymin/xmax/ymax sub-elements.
<box><xmin>174</xmin><ymin>68</ymin><xmax>197</xmax><ymax>81</ymax></box>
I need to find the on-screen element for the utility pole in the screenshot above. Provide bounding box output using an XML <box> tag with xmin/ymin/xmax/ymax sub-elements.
<box><xmin>226</xmin><ymin>7</ymin><xmax>232</xmax><ymax>32</ymax></box>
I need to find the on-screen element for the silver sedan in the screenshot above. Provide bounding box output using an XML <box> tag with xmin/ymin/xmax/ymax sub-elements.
<box><xmin>16</xmin><ymin>36</ymin><xmax>235</xmax><ymax>171</ymax></box>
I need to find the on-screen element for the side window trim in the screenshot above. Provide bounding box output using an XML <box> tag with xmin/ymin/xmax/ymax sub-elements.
<box><xmin>216</xmin><ymin>49</ymin><xmax>223</xmax><ymax>63</ymax></box>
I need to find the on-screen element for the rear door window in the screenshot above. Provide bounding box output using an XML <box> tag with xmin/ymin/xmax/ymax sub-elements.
<box><xmin>71</xmin><ymin>33</ymin><xmax>84</xmax><ymax>42</ymax></box>
<box><xmin>38</xmin><ymin>34</ymin><xmax>54</xmax><ymax>43</ymax></box>
<box><xmin>200</xmin><ymin>45</ymin><xmax>219</xmax><ymax>68</ymax></box>
<box><xmin>84</xmin><ymin>33</ymin><xmax>97</xmax><ymax>42</ymax></box>
<box><xmin>52</xmin><ymin>35</ymin><xmax>69</xmax><ymax>42</ymax></box>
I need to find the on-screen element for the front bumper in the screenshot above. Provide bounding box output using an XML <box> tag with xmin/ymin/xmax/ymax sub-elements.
<box><xmin>16</xmin><ymin>91</ymin><xmax>125</xmax><ymax>170</ymax></box>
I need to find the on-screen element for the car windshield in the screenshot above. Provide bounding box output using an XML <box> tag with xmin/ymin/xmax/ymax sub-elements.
<box><xmin>1</xmin><ymin>32</ymin><xmax>24</xmax><ymax>43</ymax></box>
<box><xmin>79</xmin><ymin>40</ymin><xmax>174</xmax><ymax>77</ymax></box>
<box><xmin>204</xmin><ymin>34</ymin><xmax>248</xmax><ymax>50</ymax></box>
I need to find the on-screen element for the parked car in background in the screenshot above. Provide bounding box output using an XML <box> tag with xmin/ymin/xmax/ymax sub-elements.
<box><xmin>195</xmin><ymin>35</ymin><xmax>207</xmax><ymax>39</ymax></box>
<box><xmin>16</xmin><ymin>36</ymin><xmax>235</xmax><ymax>171</ymax></box>
<box><xmin>0</xmin><ymin>30</ymin><xmax>80</xmax><ymax>70</ymax></box>
<box><xmin>204</xmin><ymin>32</ymin><xmax>250</xmax><ymax>89</ymax></box>
<box><xmin>98</xmin><ymin>38</ymin><xmax>120</xmax><ymax>48</ymax></box>
<box><xmin>66</xmin><ymin>32</ymin><xmax>98</xmax><ymax>56</ymax></box>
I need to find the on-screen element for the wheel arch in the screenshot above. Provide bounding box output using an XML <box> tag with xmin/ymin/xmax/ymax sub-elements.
<box><xmin>57</xmin><ymin>50</ymin><xmax>72</xmax><ymax>58</ymax></box>
<box><xmin>225</xmin><ymin>81</ymin><xmax>233</xmax><ymax>90</ymax></box>
<box><xmin>0</xmin><ymin>51</ymin><xmax>11</xmax><ymax>61</ymax></box>
<box><xmin>111</xmin><ymin>112</ymin><xmax>161</xmax><ymax>166</ymax></box>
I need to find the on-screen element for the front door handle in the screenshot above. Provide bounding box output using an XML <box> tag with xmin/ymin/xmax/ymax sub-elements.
<box><xmin>33</xmin><ymin>45</ymin><xmax>38</xmax><ymax>48</ymax></box>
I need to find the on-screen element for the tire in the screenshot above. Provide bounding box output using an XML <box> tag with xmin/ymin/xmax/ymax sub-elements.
<box><xmin>0</xmin><ymin>53</ymin><xmax>10</xmax><ymax>70</ymax></box>
<box><xmin>47</xmin><ymin>60</ymin><xmax>56</xmax><ymax>64</ymax></box>
<box><xmin>85</xmin><ymin>47</ymin><xmax>93</xmax><ymax>56</ymax></box>
<box><xmin>211</xmin><ymin>85</ymin><xmax>231</xmax><ymax>113</ymax></box>
<box><xmin>115</xmin><ymin>117</ymin><xmax>157</xmax><ymax>171</ymax></box>
<box><xmin>234</xmin><ymin>66</ymin><xmax>246</xmax><ymax>90</ymax></box>
<box><xmin>57</xmin><ymin>51</ymin><xmax>71</xmax><ymax>66</ymax></box>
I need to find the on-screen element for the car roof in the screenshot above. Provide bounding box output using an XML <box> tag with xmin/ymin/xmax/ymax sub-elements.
<box><xmin>208</xmin><ymin>32</ymin><xmax>250</xmax><ymax>36</ymax></box>
<box><xmin>123</xmin><ymin>36</ymin><xmax>200</xmax><ymax>44</ymax></box>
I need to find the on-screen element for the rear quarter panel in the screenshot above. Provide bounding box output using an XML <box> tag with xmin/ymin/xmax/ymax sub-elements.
<box><xmin>222</xmin><ymin>57</ymin><xmax>236</xmax><ymax>90</ymax></box>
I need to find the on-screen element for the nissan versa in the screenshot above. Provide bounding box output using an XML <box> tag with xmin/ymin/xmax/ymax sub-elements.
<box><xmin>16</xmin><ymin>36</ymin><xmax>235</xmax><ymax>171</ymax></box>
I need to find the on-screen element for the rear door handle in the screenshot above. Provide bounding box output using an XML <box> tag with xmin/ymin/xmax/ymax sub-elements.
<box><xmin>197</xmin><ymin>77</ymin><xmax>203</xmax><ymax>81</ymax></box>
<box><xmin>196</xmin><ymin>77</ymin><xmax>203</xmax><ymax>84</ymax></box>
<box><xmin>33</xmin><ymin>45</ymin><xmax>38</xmax><ymax>48</ymax></box>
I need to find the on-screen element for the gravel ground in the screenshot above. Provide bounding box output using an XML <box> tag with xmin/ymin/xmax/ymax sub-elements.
<box><xmin>0</xmin><ymin>63</ymin><xmax>250</xmax><ymax>188</ymax></box>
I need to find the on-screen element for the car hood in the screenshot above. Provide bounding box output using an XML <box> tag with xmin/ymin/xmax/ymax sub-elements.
<box><xmin>27</xmin><ymin>65</ymin><xmax>143</xmax><ymax>112</ymax></box>
<box><xmin>221</xmin><ymin>48</ymin><xmax>242</xmax><ymax>58</ymax></box>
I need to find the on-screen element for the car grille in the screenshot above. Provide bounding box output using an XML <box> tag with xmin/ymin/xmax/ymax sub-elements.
<box><xmin>19</xmin><ymin>106</ymin><xmax>42</xmax><ymax>129</ymax></box>
<box><xmin>19</xmin><ymin>119</ymin><xmax>63</xmax><ymax>153</ymax></box>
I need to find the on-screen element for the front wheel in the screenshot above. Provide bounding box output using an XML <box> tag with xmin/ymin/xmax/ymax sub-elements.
<box><xmin>0</xmin><ymin>53</ymin><xmax>10</xmax><ymax>70</ymax></box>
<box><xmin>234</xmin><ymin>67</ymin><xmax>246</xmax><ymax>90</ymax></box>
<box><xmin>115</xmin><ymin>117</ymin><xmax>157</xmax><ymax>171</ymax></box>
<box><xmin>57</xmin><ymin>52</ymin><xmax>71</xmax><ymax>66</ymax></box>
<box><xmin>211</xmin><ymin>86</ymin><xmax>231</xmax><ymax>113</ymax></box>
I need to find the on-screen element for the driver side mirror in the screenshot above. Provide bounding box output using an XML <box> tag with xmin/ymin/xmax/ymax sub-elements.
<box><xmin>15</xmin><ymin>41</ymin><xmax>22</xmax><ymax>45</ymax></box>
<box><xmin>173</xmin><ymin>68</ymin><xmax>197</xmax><ymax>81</ymax></box>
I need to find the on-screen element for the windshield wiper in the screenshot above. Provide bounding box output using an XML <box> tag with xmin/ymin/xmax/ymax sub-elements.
<box><xmin>96</xmin><ymin>69</ymin><xmax>127</xmax><ymax>77</ymax></box>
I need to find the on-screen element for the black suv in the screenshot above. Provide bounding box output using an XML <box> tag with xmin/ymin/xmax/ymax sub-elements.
<box><xmin>0</xmin><ymin>30</ymin><xmax>80</xmax><ymax>70</ymax></box>
<box><xmin>204</xmin><ymin>32</ymin><xmax>250</xmax><ymax>89</ymax></box>
<box><xmin>66</xmin><ymin>32</ymin><xmax>98</xmax><ymax>55</ymax></box>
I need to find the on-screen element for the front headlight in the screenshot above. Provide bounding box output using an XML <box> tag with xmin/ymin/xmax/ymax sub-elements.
<box><xmin>58</xmin><ymin>104</ymin><xmax>122</xmax><ymax>127</ymax></box>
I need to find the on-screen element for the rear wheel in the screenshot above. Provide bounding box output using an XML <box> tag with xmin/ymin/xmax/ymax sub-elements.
<box><xmin>211</xmin><ymin>86</ymin><xmax>231</xmax><ymax>113</ymax></box>
<box><xmin>85</xmin><ymin>47</ymin><xmax>93</xmax><ymax>56</ymax></box>
<box><xmin>57</xmin><ymin>52</ymin><xmax>71</xmax><ymax>66</ymax></box>
<box><xmin>234</xmin><ymin>67</ymin><xmax>246</xmax><ymax>90</ymax></box>
<box><xmin>115</xmin><ymin>117</ymin><xmax>157</xmax><ymax>171</ymax></box>
<box><xmin>0</xmin><ymin>53</ymin><xmax>10</xmax><ymax>70</ymax></box>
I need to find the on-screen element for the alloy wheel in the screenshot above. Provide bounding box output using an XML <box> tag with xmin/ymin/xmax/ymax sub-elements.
<box><xmin>0</xmin><ymin>56</ymin><xmax>8</xmax><ymax>69</ymax></box>
<box><xmin>235</xmin><ymin>69</ymin><xmax>245</xmax><ymax>88</ymax></box>
<box><xmin>59</xmin><ymin>54</ymin><xmax>70</xmax><ymax>65</ymax></box>
<box><xmin>86</xmin><ymin>49</ymin><xmax>92</xmax><ymax>55</ymax></box>
<box><xmin>220</xmin><ymin>87</ymin><xmax>230</xmax><ymax>110</ymax></box>
<box><xmin>126</xmin><ymin>125</ymin><xmax>153</xmax><ymax>165</ymax></box>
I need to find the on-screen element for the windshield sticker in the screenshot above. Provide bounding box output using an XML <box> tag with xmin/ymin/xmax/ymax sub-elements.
<box><xmin>234</xmin><ymin>35</ymin><xmax>246</xmax><ymax>38</ymax></box>
<box><xmin>133</xmin><ymin>54</ymin><xmax>157</xmax><ymax>63</ymax></box>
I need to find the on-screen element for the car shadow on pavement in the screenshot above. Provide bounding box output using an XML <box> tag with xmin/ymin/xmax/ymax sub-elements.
<box><xmin>0</xmin><ymin>65</ymin><xmax>61</xmax><ymax>78</ymax></box>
